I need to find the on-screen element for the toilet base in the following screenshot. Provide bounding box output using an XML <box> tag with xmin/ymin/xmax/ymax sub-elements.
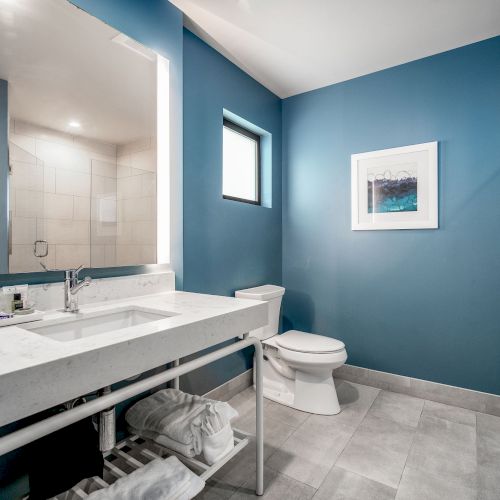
<box><xmin>254</xmin><ymin>354</ymin><xmax>342</xmax><ymax>415</ymax></box>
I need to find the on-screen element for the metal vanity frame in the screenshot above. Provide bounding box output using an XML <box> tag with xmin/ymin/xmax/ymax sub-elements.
<box><xmin>0</xmin><ymin>334</ymin><xmax>265</xmax><ymax>496</ymax></box>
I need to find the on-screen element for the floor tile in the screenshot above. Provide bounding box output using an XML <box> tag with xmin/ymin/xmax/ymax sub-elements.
<box><xmin>478</xmin><ymin>464</ymin><xmax>500</xmax><ymax>500</ymax></box>
<box><xmin>195</xmin><ymin>442</ymin><xmax>257</xmax><ymax>500</ymax></box>
<box><xmin>477</xmin><ymin>412</ymin><xmax>500</xmax><ymax>499</ymax></box>
<box><xmin>306</xmin><ymin>380</ymin><xmax>380</xmax><ymax>431</ymax></box>
<box><xmin>228</xmin><ymin>387</ymin><xmax>257</xmax><ymax>418</ymax></box>
<box><xmin>368</xmin><ymin>390</ymin><xmax>424</xmax><ymax>428</ymax></box>
<box><xmin>336</xmin><ymin>413</ymin><xmax>416</xmax><ymax>488</ymax></box>
<box><xmin>266</xmin><ymin>416</ymin><xmax>355</xmax><ymax>488</ymax></box>
<box><xmin>265</xmin><ymin>399</ymin><xmax>310</xmax><ymax>428</ymax></box>
<box><xmin>230</xmin><ymin>387</ymin><xmax>308</xmax><ymax>429</ymax></box>
<box><xmin>233</xmin><ymin>411</ymin><xmax>296</xmax><ymax>460</ymax></box>
<box><xmin>396</xmin><ymin>466</ymin><xmax>476</xmax><ymax>500</ymax></box>
<box><xmin>230</xmin><ymin>466</ymin><xmax>316</xmax><ymax>500</ymax></box>
<box><xmin>477</xmin><ymin>412</ymin><xmax>500</xmax><ymax>467</ymax></box>
<box><xmin>313</xmin><ymin>466</ymin><xmax>396</xmax><ymax>500</ymax></box>
<box><xmin>422</xmin><ymin>400</ymin><xmax>476</xmax><ymax>427</ymax></box>
<box><xmin>406</xmin><ymin>415</ymin><xmax>476</xmax><ymax>488</ymax></box>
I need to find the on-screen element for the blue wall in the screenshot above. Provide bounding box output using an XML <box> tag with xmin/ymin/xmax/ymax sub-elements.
<box><xmin>181</xmin><ymin>29</ymin><xmax>282</xmax><ymax>394</ymax></box>
<box><xmin>0</xmin><ymin>80</ymin><xmax>7</xmax><ymax>275</ymax></box>
<box><xmin>282</xmin><ymin>36</ymin><xmax>500</xmax><ymax>395</ymax></box>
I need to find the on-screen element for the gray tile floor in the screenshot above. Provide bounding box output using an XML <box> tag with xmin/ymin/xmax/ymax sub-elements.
<box><xmin>195</xmin><ymin>380</ymin><xmax>500</xmax><ymax>500</ymax></box>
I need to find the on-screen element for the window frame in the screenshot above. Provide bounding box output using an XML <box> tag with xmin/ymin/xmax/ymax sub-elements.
<box><xmin>222</xmin><ymin>118</ymin><xmax>261</xmax><ymax>206</ymax></box>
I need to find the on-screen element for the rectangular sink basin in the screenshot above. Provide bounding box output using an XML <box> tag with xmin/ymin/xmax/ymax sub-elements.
<box><xmin>23</xmin><ymin>306</ymin><xmax>175</xmax><ymax>342</ymax></box>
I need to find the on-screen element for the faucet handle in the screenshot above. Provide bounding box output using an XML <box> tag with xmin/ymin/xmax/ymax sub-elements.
<box><xmin>74</xmin><ymin>264</ymin><xmax>84</xmax><ymax>276</ymax></box>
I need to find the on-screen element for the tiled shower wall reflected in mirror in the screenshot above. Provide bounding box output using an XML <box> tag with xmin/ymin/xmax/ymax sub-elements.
<box><xmin>8</xmin><ymin>119</ymin><xmax>156</xmax><ymax>273</ymax></box>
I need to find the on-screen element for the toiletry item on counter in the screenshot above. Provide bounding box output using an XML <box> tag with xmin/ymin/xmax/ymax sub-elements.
<box><xmin>0</xmin><ymin>312</ymin><xmax>14</xmax><ymax>320</ymax></box>
<box><xmin>0</xmin><ymin>291</ymin><xmax>14</xmax><ymax>313</ymax></box>
<box><xmin>1</xmin><ymin>284</ymin><xmax>30</xmax><ymax>312</ymax></box>
<box><xmin>12</xmin><ymin>293</ymin><xmax>24</xmax><ymax>311</ymax></box>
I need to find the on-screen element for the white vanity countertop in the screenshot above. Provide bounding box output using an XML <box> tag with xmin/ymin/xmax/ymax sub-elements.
<box><xmin>0</xmin><ymin>291</ymin><xmax>267</xmax><ymax>426</ymax></box>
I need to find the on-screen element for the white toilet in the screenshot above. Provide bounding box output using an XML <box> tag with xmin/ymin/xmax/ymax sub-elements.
<box><xmin>235</xmin><ymin>284</ymin><xmax>347</xmax><ymax>415</ymax></box>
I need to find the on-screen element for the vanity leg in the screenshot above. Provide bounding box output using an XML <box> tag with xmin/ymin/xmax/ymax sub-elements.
<box><xmin>172</xmin><ymin>359</ymin><xmax>180</xmax><ymax>390</ymax></box>
<box><xmin>253</xmin><ymin>339</ymin><xmax>264</xmax><ymax>496</ymax></box>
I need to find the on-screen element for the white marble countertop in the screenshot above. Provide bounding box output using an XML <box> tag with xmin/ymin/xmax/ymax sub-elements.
<box><xmin>0</xmin><ymin>291</ymin><xmax>267</xmax><ymax>426</ymax></box>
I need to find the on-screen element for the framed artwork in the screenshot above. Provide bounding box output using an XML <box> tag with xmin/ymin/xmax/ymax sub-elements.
<box><xmin>351</xmin><ymin>141</ymin><xmax>438</xmax><ymax>230</ymax></box>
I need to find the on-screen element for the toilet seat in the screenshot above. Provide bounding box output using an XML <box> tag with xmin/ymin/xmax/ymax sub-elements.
<box><xmin>275</xmin><ymin>330</ymin><xmax>345</xmax><ymax>354</ymax></box>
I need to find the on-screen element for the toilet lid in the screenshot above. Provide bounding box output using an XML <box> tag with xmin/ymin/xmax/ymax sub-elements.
<box><xmin>275</xmin><ymin>330</ymin><xmax>345</xmax><ymax>354</ymax></box>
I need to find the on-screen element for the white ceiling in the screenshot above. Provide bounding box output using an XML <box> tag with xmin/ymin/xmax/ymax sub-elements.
<box><xmin>0</xmin><ymin>0</ymin><xmax>156</xmax><ymax>145</ymax></box>
<box><xmin>171</xmin><ymin>0</ymin><xmax>500</xmax><ymax>98</ymax></box>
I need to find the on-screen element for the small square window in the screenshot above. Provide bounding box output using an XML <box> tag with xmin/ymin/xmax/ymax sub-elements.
<box><xmin>223</xmin><ymin>118</ymin><xmax>261</xmax><ymax>205</ymax></box>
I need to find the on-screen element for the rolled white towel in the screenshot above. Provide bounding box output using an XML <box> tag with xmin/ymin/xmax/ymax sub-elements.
<box><xmin>126</xmin><ymin>389</ymin><xmax>238</xmax><ymax>455</ymax></box>
<box><xmin>86</xmin><ymin>456</ymin><xmax>204</xmax><ymax>500</ymax></box>
<box><xmin>202</xmin><ymin>424</ymin><xmax>235</xmax><ymax>465</ymax></box>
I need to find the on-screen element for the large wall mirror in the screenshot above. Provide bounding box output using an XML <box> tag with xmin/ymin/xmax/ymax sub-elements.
<box><xmin>0</xmin><ymin>0</ymin><xmax>170</xmax><ymax>274</ymax></box>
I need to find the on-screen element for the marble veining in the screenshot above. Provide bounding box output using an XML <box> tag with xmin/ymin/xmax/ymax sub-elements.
<box><xmin>0</xmin><ymin>272</ymin><xmax>267</xmax><ymax>427</ymax></box>
<box><xmin>27</xmin><ymin>271</ymin><xmax>176</xmax><ymax>311</ymax></box>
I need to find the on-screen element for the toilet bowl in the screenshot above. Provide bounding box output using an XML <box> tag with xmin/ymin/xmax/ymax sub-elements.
<box><xmin>235</xmin><ymin>285</ymin><xmax>347</xmax><ymax>415</ymax></box>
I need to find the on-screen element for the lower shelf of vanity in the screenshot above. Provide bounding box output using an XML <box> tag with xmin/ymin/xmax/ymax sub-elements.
<box><xmin>52</xmin><ymin>430</ymin><xmax>249</xmax><ymax>499</ymax></box>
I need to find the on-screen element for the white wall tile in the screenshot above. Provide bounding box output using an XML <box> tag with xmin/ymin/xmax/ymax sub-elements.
<box><xmin>91</xmin><ymin>197</ymin><xmax>117</xmax><ymax>223</ymax></box>
<box><xmin>9</xmin><ymin>244</ymin><xmax>56</xmax><ymax>274</ymax></box>
<box><xmin>118</xmin><ymin>196</ymin><xmax>155</xmax><ymax>222</ymax></box>
<box><xmin>116</xmin><ymin>221</ymin><xmax>133</xmax><ymax>244</ymax></box>
<box><xmin>91</xmin><ymin>159</ymin><xmax>117</xmax><ymax>179</ymax></box>
<box><xmin>132</xmin><ymin>221</ymin><xmax>156</xmax><ymax>245</ymax></box>
<box><xmin>9</xmin><ymin>133</ymin><xmax>36</xmax><ymax>159</ymax></box>
<box><xmin>116</xmin><ymin>245</ymin><xmax>142</xmax><ymax>266</ymax></box>
<box><xmin>74</xmin><ymin>197</ymin><xmax>91</xmax><ymax>221</ymax></box>
<box><xmin>74</xmin><ymin>137</ymin><xmax>117</xmax><ymax>158</ymax></box>
<box><xmin>130</xmin><ymin>148</ymin><xmax>156</xmax><ymax>173</ymax></box>
<box><xmin>10</xmin><ymin>162</ymin><xmax>44</xmax><ymax>191</ymax></box>
<box><xmin>117</xmin><ymin>137</ymin><xmax>152</xmax><ymax>156</ymax></box>
<box><xmin>56</xmin><ymin>169</ymin><xmax>91</xmax><ymax>197</ymax></box>
<box><xmin>14</xmin><ymin>120</ymin><xmax>74</xmax><ymax>147</ymax></box>
<box><xmin>141</xmin><ymin>172</ymin><xmax>157</xmax><ymax>197</ymax></box>
<box><xmin>43</xmin><ymin>193</ymin><xmax>74</xmax><ymax>220</ymax></box>
<box><xmin>43</xmin><ymin>166</ymin><xmax>56</xmax><ymax>193</ymax></box>
<box><xmin>91</xmin><ymin>175</ymin><xmax>116</xmax><ymax>197</ymax></box>
<box><xmin>15</xmin><ymin>190</ymin><xmax>43</xmax><ymax>217</ymax></box>
<box><xmin>36</xmin><ymin>139</ymin><xmax>90</xmax><ymax>174</ymax></box>
<box><xmin>55</xmin><ymin>245</ymin><xmax>91</xmax><ymax>269</ymax></box>
<box><xmin>117</xmin><ymin>175</ymin><xmax>141</xmax><ymax>199</ymax></box>
<box><xmin>11</xmin><ymin>217</ymin><xmax>37</xmax><ymax>245</ymax></box>
<box><xmin>42</xmin><ymin>219</ymin><xmax>90</xmax><ymax>245</ymax></box>
<box><xmin>91</xmin><ymin>220</ymin><xmax>117</xmax><ymax>246</ymax></box>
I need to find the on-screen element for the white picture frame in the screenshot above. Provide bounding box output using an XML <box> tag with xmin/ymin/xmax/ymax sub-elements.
<box><xmin>351</xmin><ymin>141</ymin><xmax>438</xmax><ymax>230</ymax></box>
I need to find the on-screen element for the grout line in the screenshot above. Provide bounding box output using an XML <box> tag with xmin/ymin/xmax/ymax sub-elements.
<box><xmin>394</xmin><ymin>397</ymin><xmax>425</xmax><ymax>489</ymax></box>
<box><xmin>311</xmin><ymin>386</ymin><xmax>382</xmax><ymax>493</ymax></box>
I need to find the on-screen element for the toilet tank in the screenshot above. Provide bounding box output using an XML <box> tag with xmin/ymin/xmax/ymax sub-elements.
<box><xmin>235</xmin><ymin>285</ymin><xmax>285</xmax><ymax>340</ymax></box>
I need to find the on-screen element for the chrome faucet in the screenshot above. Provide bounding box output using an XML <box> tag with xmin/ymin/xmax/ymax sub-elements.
<box><xmin>64</xmin><ymin>265</ymin><xmax>92</xmax><ymax>313</ymax></box>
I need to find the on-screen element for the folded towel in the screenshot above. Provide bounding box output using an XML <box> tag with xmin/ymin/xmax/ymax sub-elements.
<box><xmin>85</xmin><ymin>457</ymin><xmax>204</xmax><ymax>500</ymax></box>
<box><xmin>127</xmin><ymin>426</ymin><xmax>196</xmax><ymax>458</ymax></box>
<box><xmin>126</xmin><ymin>389</ymin><xmax>238</xmax><ymax>455</ymax></box>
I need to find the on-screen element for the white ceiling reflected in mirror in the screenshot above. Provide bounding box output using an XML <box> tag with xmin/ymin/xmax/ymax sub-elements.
<box><xmin>0</xmin><ymin>0</ymin><xmax>170</xmax><ymax>274</ymax></box>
